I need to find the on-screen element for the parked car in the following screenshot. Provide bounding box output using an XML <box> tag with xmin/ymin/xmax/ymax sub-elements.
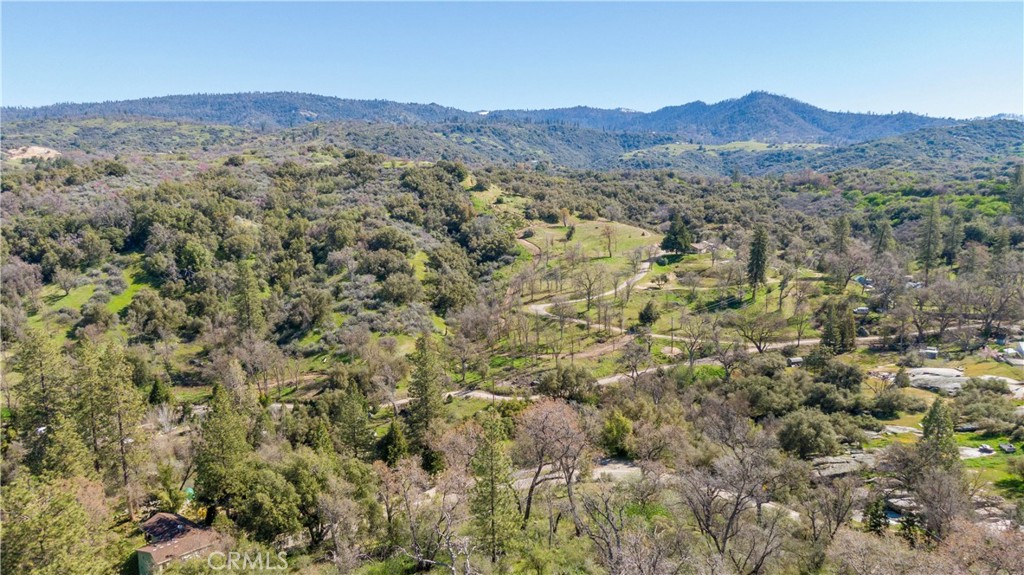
<box><xmin>999</xmin><ymin>443</ymin><xmax>1016</xmax><ymax>454</ymax></box>
<box><xmin>978</xmin><ymin>444</ymin><xmax>994</xmax><ymax>454</ymax></box>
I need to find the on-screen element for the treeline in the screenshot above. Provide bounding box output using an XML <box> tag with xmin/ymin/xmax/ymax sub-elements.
<box><xmin>2</xmin><ymin>90</ymin><xmax>956</xmax><ymax>144</ymax></box>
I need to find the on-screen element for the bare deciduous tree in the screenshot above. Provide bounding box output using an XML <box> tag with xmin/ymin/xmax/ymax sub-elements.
<box><xmin>514</xmin><ymin>400</ymin><xmax>586</xmax><ymax>528</ymax></box>
<box><xmin>600</xmin><ymin>224</ymin><xmax>617</xmax><ymax>259</ymax></box>
<box><xmin>677</xmin><ymin>312</ymin><xmax>712</xmax><ymax>372</ymax></box>
<box><xmin>723</xmin><ymin>310</ymin><xmax>786</xmax><ymax>354</ymax></box>
<box><xmin>574</xmin><ymin>263</ymin><xmax>608</xmax><ymax>314</ymax></box>
<box><xmin>617</xmin><ymin>340</ymin><xmax>651</xmax><ymax>389</ymax></box>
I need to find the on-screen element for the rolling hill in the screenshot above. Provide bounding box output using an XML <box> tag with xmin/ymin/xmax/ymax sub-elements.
<box><xmin>3</xmin><ymin>91</ymin><xmax>957</xmax><ymax>144</ymax></box>
<box><xmin>2</xmin><ymin>93</ymin><xmax>1019</xmax><ymax>178</ymax></box>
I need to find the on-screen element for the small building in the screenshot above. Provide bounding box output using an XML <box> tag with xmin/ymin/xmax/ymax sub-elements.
<box><xmin>786</xmin><ymin>357</ymin><xmax>803</xmax><ymax>367</ymax></box>
<box><xmin>137</xmin><ymin>513</ymin><xmax>224</xmax><ymax>575</ymax></box>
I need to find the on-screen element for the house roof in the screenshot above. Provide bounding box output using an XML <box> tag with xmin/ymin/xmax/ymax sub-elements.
<box><xmin>138</xmin><ymin>513</ymin><xmax>222</xmax><ymax>565</ymax></box>
<box><xmin>141</xmin><ymin>512</ymin><xmax>201</xmax><ymax>542</ymax></box>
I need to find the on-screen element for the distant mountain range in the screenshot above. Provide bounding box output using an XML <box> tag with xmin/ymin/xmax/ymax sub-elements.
<box><xmin>2</xmin><ymin>92</ymin><xmax>1020</xmax><ymax>177</ymax></box>
<box><xmin>3</xmin><ymin>91</ymin><xmax>966</xmax><ymax>145</ymax></box>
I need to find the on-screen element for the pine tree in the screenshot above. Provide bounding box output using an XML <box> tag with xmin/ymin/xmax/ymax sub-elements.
<box><xmin>103</xmin><ymin>342</ymin><xmax>148</xmax><ymax>519</ymax></box>
<box><xmin>820</xmin><ymin>300</ymin><xmax>856</xmax><ymax>354</ymax></box>
<box><xmin>747</xmin><ymin>225</ymin><xmax>769</xmax><ymax>298</ymax></box>
<box><xmin>195</xmin><ymin>384</ymin><xmax>254</xmax><ymax>523</ymax></box>
<box><xmin>830</xmin><ymin>215</ymin><xmax>851</xmax><ymax>256</ymax></box>
<box><xmin>917</xmin><ymin>201</ymin><xmax>942</xmax><ymax>286</ymax></box>
<box><xmin>470</xmin><ymin>413</ymin><xmax>521</xmax><ymax>563</ymax></box>
<box><xmin>334</xmin><ymin>389</ymin><xmax>374</xmax><ymax>459</ymax></box>
<box><xmin>148</xmin><ymin>377</ymin><xmax>172</xmax><ymax>405</ymax></box>
<box><xmin>310</xmin><ymin>418</ymin><xmax>334</xmax><ymax>453</ymax></box>
<box><xmin>40</xmin><ymin>414</ymin><xmax>94</xmax><ymax>480</ymax></box>
<box><xmin>991</xmin><ymin>226</ymin><xmax>1011</xmax><ymax>260</ymax></box>
<box><xmin>921</xmin><ymin>399</ymin><xmax>958</xmax><ymax>470</ymax></box>
<box><xmin>638</xmin><ymin>299</ymin><xmax>660</xmax><ymax>326</ymax></box>
<box><xmin>72</xmin><ymin>337</ymin><xmax>111</xmax><ymax>474</ymax></box>
<box><xmin>942</xmin><ymin>213</ymin><xmax>964</xmax><ymax>266</ymax></box>
<box><xmin>660</xmin><ymin>213</ymin><xmax>693</xmax><ymax>254</ymax></box>
<box><xmin>840</xmin><ymin>305</ymin><xmax>857</xmax><ymax>352</ymax></box>
<box><xmin>379</xmin><ymin>420</ymin><xmax>409</xmax><ymax>467</ymax></box>
<box><xmin>1010</xmin><ymin>163</ymin><xmax>1024</xmax><ymax>219</ymax></box>
<box><xmin>1</xmin><ymin>475</ymin><xmax>113</xmax><ymax>574</ymax></box>
<box><xmin>820</xmin><ymin>305</ymin><xmax>843</xmax><ymax>355</ymax></box>
<box><xmin>864</xmin><ymin>496</ymin><xmax>889</xmax><ymax>535</ymax></box>
<box><xmin>898</xmin><ymin>513</ymin><xmax>924</xmax><ymax>548</ymax></box>
<box><xmin>155</xmin><ymin>462</ymin><xmax>187</xmax><ymax>513</ymax></box>
<box><xmin>873</xmin><ymin>218</ymin><xmax>894</xmax><ymax>255</ymax></box>
<box><xmin>406</xmin><ymin>334</ymin><xmax>448</xmax><ymax>451</ymax></box>
<box><xmin>233</xmin><ymin>260</ymin><xmax>265</xmax><ymax>334</ymax></box>
<box><xmin>12</xmin><ymin>328</ymin><xmax>71</xmax><ymax>467</ymax></box>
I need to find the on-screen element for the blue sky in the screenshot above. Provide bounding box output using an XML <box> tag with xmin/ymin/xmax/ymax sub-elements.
<box><xmin>2</xmin><ymin>2</ymin><xmax>1022</xmax><ymax>118</ymax></box>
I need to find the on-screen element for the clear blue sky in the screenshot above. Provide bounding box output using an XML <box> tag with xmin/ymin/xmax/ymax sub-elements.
<box><xmin>2</xmin><ymin>2</ymin><xmax>1022</xmax><ymax>118</ymax></box>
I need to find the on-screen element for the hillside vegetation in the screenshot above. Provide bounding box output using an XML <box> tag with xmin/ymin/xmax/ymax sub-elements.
<box><xmin>4</xmin><ymin>90</ymin><xmax>957</xmax><ymax>143</ymax></box>
<box><xmin>2</xmin><ymin>101</ymin><xmax>1024</xmax><ymax>575</ymax></box>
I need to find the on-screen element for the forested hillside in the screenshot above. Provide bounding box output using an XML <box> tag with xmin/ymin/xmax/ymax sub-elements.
<box><xmin>2</xmin><ymin>91</ymin><xmax>957</xmax><ymax>143</ymax></box>
<box><xmin>4</xmin><ymin>113</ymin><xmax>1020</xmax><ymax>178</ymax></box>
<box><xmin>2</xmin><ymin>109</ymin><xmax>1024</xmax><ymax>575</ymax></box>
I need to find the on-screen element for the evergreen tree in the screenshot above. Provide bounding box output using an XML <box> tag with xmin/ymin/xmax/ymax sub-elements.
<box><xmin>747</xmin><ymin>225</ymin><xmax>769</xmax><ymax>298</ymax></box>
<box><xmin>990</xmin><ymin>226</ymin><xmax>1011</xmax><ymax>260</ymax></box>
<box><xmin>872</xmin><ymin>218</ymin><xmax>894</xmax><ymax>255</ymax></box>
<box><xmin>379</xmin><ymin>420</ymin><xmax>409</xmax><ymax>467</ymax></box>
<box><xmin>894</xmin><ymin>366</ymin><xmax>911</xmax><ymax>388</ymax></box>
<box><xmin>406</xmin><ymin>333</ymin><xmax>448</xmax><ymax>451</ymax></box>
<box><xmin>310</xmin><ymin>418</ymin><xmax>334</xmax><ymax>454</ymax></box>
<box><xmin>638</xmin><ymin>299</ymin><xmax>661</xmax><ymax>326</ymax></box>
<box><xmin>898</xmin><ymin>513</ymin><xmax>924</xmax><ymax>548</ymax></box>
<box><xmin>470</xmin><ymin>413</ymin><xmax>521</xmax><ymax>563</ymax></box>
<box><xmin>334</xmin><ymin>388</ymin><xmax>374</xmax><ymax>459</ymax></box>
<box><xmin>72</xmin><ymin>337</ymin><xmax>111</xmax><ymax>474</ymax></box>
<box><xmin>155</xmin><ymin>462</ymin><xmax>187</xmax><ymax>513</ymax></box>
<box><xmin>830</xmin><ymin>215</ymin><xmax>851</xmax><ymax>256</ymax></box>
<box><xmin>12</xmin><ymin>328</ymin><xmax>71</xmax><ymax>467</ymax></box>
<box><xmin>917</xmin><ymin>201</ymin><xmax>942</xmax><ymax>285</ymax></box>
<box><xmin>148</xmin><ymin>377</ymin><xmax>172</xmax><ymax>405</ymax></box>
<box><xmin>1010</xmin><ymin>163</ymin><xmax>1024</xmax><ymax>220</ymax></box>
<box><xmin>660</xmin><ymin>213</ymin><xmax>693</xmax><ymax>254</ymax></box>
<box><xmin>40</xmin><ymin>414</ymin><xmax>94</xmax><ymax>480</ymax></box>
<box><xmin>195</xmin><ymin>384</ymin><xmax>254</xmax><ymax>523</ymax></box>
<box><xmin>864</xmin><ymin>496</ymin><xmax>889</xmax><ymax>535</ymax></box>
<box><xmin>820</xmin><ymin>306</ymin><xmax>843</xmax><ymax>356</ymax></box>
<box><xmin>1</xmin><ymin>475</ymin><xmax>113</xmax><ymax>574</ymax></box>
<box><xmin>942</xmin><ymin>213</ymin><xmax>964</xmax><ymax>266</ymax></box>
<box><xmin>920</xmin><ymin>399</ymin><xmax>958</xmax><ymax>470</ymax></box>
<box><xmin>233</xmin><ymin>260</ymin><xmax>265</xmax><ymax>334</ymax></box>
<box><xmin>103</xmin><ymin>342</ymin><xmax>148</xmax><ymax>519</ymax></box>
<box><xmin>840</xmin><ymin>305</ymin><xmax>857</xmax><ymax>352</ymax></box>
<box><xmin>819</xmin><ymin>300</ymin><xmax>855</xmax><ymax>354</ymax></box>
<box><xmin>234</xmin><ymin>468</ymin><xmax>303</xmax><ymax>543</ymax></box>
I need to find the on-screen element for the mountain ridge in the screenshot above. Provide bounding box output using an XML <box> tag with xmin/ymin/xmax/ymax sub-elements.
<box><xmin>2</xmin><ymin>91</ymin><xmax>963</xmax><ymax>145</ymax></box>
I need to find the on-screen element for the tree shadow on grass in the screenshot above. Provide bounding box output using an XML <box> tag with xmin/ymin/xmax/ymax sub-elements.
<box><xmin>994</xmin><ymin>477</ymin><xmax>1024</xmax><ymax>498</ymax></box>
<box><xmin>42</xmin><ymin>291</ymin><xmax>68</xmax><ymax>305</ymax></box>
